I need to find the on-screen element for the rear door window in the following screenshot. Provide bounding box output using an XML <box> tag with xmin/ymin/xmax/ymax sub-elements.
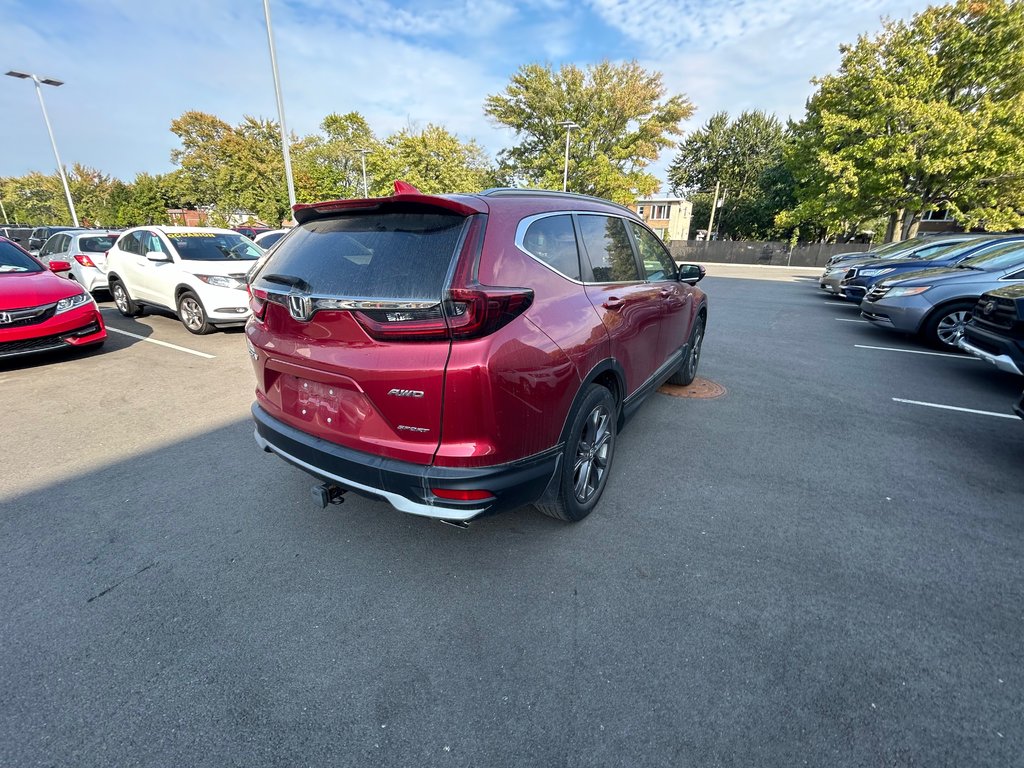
<box><xmin>577</xmin><ymin>215</ymin><xmax>641</xmax><ymax>283</ymax></box>
<box><xmin>255</xmin><ymin>212</ymin><xmax>467</xmax><ymax>300</ymax></box>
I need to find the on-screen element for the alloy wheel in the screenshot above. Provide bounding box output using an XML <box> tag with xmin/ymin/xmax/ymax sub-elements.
<box><xmin>936</xmin><ymin>310</ymin><xmax>970</xmax><ymax>346</ymax></box>
<box><xmin>113</xmin><ymin>284</ymin><xmax>128</xmax><ymax>313</ymax></box>
<box><xmin>572</xmin><ymin>404</ymin><xmax>612</xmax><ymax>504</ymax></box>
<box><xmin>180</xmin><ymin>297</ymin><xmax>204</xmax><ymax>331</ymax></box>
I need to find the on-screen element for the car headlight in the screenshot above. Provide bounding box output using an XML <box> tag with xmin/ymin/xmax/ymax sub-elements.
<box><xmin>54</xmin><ymin>291</ymin><xmax>92</xmax><ymax>314</ymax></box>
<box><xmin>885</xmin><ymin>285</ymin><xmax>931</xmax><ymax>297</ymax></box>
<box><xmin>860</xmin><ymin>268</ymin><xmax>895</xmax><ymax>277</ymax></box>
<box><xmin>196</xmin><ymin>274</ymin><xmax>244</xmax><ymax>289</ymax></box>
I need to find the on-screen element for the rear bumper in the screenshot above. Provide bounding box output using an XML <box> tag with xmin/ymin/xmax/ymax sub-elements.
<box><xmin>252</xmin><ymin>403</ymin><xmax>561</xmax><ymax>521</ymax></box>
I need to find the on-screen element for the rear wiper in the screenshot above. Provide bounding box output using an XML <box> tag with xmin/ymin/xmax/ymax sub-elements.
<box><xmin>260</xmin><ymin>273</ymin><xmax>309</xmax><ymax>290</ymax></box>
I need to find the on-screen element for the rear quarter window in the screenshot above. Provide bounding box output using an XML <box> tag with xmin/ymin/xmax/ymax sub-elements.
<box><xmin>255</xmin><ymin>212</ymin><xmax>467</xmax><ymax>300</ymax></box>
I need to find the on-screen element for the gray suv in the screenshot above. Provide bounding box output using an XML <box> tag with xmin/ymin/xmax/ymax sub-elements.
<box><xmin>860</xmin><ymin>241</ymin><xmax>1024</xmax><ymax>349</ymax></box>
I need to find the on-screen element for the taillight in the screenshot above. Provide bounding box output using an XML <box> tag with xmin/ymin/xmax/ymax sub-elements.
<box><xmin>73</xmin><ymin>254</ymin><xmax>96</xmax><ymax>267</ymax></box>
<box><xmin>431</xmin><ymin>488</ymin><xmax>495</xmax><ymax>502</ymax></box>
<box><xmin>248</xmin><ymin>285</ymin><xmax>268</xmax><ymax>320</ymax></box>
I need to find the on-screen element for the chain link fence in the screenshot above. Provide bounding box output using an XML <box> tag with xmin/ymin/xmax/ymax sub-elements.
<box><xmin>669</xmin><ymin>240</ymin><xmax>871</xmax><ymax>268</ymax></box>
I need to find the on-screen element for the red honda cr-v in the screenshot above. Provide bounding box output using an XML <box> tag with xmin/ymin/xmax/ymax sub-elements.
<box><xmin>246</xmin><ymin>185</ymin><xmax>708</xmax><ymax>524</ymax></box>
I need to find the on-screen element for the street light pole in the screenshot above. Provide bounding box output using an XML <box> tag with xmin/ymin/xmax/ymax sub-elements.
<box><xmin>262</xmin><ymin>0</ymin><xmax>297</xmax><ymax>213</ymax></box>
<box><xmin>5</xmin><ymin>70</ymin><xmax>79</xmax><ymax>227</ymax></box>
<box><xmin>356</xmin><ymin>148</ymin><xmax>370</xmax><ymax>197</ymax></box>
<box><xmin>557</xmin><ymin>120</ymin><xmax>579</xmax><ymax>192</ymax></box>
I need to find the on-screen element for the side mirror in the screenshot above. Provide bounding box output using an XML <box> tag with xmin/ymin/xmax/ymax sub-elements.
<box><xmin>146</xmin><ymin>250</ymin><xmax>170</xmax><ymax>262</ymax></box>
<box><xmin>678</xmin><ymin>263</ymin><xmax>706</xmax><ymax>285</ymax></box>
<box><xmin>48</xmin><ymin>260</ymin><xmax>71</xmax><ymax>273</ymax></box>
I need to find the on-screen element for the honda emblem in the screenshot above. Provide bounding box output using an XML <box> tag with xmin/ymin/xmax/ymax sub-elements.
<box><xmin>288</xmin><ymin>293</ymin><xmax>314</xmax><ymax>322</ymax></box>
<box><xmin>0</xmin><ymin>311</ymin><xmax>11</xmax><ymax>325</ymax></box>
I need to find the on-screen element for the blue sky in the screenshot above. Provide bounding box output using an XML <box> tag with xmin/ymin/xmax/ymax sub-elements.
<box><xmin>2</xmin><ymin>0</ymin><xmax>931</xmax><ymax>188</ymax></box>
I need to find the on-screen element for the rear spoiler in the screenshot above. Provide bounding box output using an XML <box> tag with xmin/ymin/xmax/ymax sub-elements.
<box><xmin>292</xmin><ymin>180</ymin><xmax>488</xmax><ymax>225</ymax></box>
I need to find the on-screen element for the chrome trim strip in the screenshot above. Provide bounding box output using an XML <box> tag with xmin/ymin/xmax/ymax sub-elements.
<box><xmin>957</xmin><ymin>338</ymin><xmax>1024</xmax><ymax>375</ymax></box>
<box><xmin>253</xmin><ymin>428</ymin><xmax>485</xmax><ymax>521</ymax></box>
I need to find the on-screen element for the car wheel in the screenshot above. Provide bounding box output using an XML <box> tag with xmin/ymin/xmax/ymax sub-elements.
<box><xmin>922</xmin><ymin>301</ymin><xmax>974</xmax><ymax>350</ymax></box>
<box><xmin>667</xmin><ymin>314</ymin><xmax>705</xmax><ymax>386</ymax></box>
<box><xmin>110</xmin><ymin>279</ymin><xmax>140</xmax><ymax>317</ymax></box>
<box><xmin>534</xmin><ymin>384</ymin><xmax>617</xmax><ymax>522</ymax></box>
<box><xmin>177</xmin><ymin>291</ymin><xmax>214</xmax><ymax>335</ymax></box>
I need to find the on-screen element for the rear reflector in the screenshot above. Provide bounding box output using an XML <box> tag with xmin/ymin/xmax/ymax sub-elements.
<box><xmin>431</xmin><ymin>488</ymin><xmax>495</xmax><ymax>501</ymax></box>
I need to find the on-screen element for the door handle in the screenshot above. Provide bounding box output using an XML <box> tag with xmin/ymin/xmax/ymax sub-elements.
<box><xmin>602</xmin><ymin>297</ymin><xmax>624</xmax><ymax>310</ymax></box>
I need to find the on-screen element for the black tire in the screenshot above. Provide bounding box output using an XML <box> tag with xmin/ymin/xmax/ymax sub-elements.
<box><xmin>667</xmin><ymin>314</ymin><xmax>705</xmax><ymax>386</ymax></box>
<box><xmin>534</xmin><ymin>384</ymin><xmax>617</xmax><ymax>522</ymax></box>
<box><xmin>110</xmin><ymin>279</ymin><xmax>140</xmax><ymax>317</ymax></box>
<box><xmin>921</xmin><ymin>301</ymin><xmax>974</xmax><ymax>350</ymax></box>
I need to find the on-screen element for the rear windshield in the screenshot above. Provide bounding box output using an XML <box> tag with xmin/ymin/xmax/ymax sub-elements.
<box><xmin>254</xmin><ymin>212</ymin><xmax>467</xmax><ymax>300</ymax></box>
<box><xmin>167</xmin><ymin>232</ymin><xmax>262</xmax><ymax>261</ymax></box>
<box><xmin>79</xmin><ymin>236</ymin><xmax>116</xmax><ymax>252</ymax></box>
<box><xmin>0</xmin><ymin>240</ymin><xmax>43</xmax><ymax>274</ymax></box>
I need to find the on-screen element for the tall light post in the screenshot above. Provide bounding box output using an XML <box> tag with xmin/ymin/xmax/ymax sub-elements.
<box><xmin>557</xmin><ymin>120</ymin><xmax>579</xmax><ymax>192</ymax></box>
<box><xmin>356</xmin><ymin>148</ymin><xmax>370</xmax><ymax>197</ymax></box>
<box><xmin>262</xmin><ymin>0</ymin><xmax>297</xmax><ymax>213</ymax></box>
<box><xmin>5</xmin><ymin>70</ymin><xmax>79</xmax><ymax>227</ymax></box>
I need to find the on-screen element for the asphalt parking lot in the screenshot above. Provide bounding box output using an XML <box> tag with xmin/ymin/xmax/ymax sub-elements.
<box><xmin>2</xmin><ymin>273</ymin><xmax>1022</xmax><ymax>767</ymax></box>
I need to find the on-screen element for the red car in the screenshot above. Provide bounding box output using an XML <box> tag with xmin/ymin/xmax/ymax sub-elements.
<box><xmin>0</xmin><ymin>237</ymin><xmax>106</xmax><ymax>360</ymax></box>
<box><xmin>246</xmin><ymin>185</ymin><xmax>708</xmax><ymax>524</ymax></box>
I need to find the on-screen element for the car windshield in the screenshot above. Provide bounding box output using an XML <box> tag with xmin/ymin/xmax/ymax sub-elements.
<box><xmin>960</xmin><ymin>242</ymin><xmax>1024</xmax><ymax>270</ymax></box>
<box><xmin>916</xmin><ymin>237</ymin><xmax>995</xmax><ymax>261</ymax></box>
<box><xmin>79</xmin><ymin>235</ymin><xmax>117</xmax><ymax>252</ymax></box>
<box><xmin>166</xmin><ymin>232</ymin><xmax>262</xmax><ymax>261</ymax></box>
<box><xmin>0</xmin><ymin>240</ymin><xmax>44</xmax><ymax>274</ymax></box>
<box><xmin>871</xmin><ymin>236</ymin><xmax>935</xmax><ymax>257</ymax></box>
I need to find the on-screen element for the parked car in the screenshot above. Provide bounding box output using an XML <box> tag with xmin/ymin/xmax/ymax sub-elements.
<box><xmin>27</xmin><ymin>226</ymin><xmax>82</xmax><ymax>255</ymax></box>
<box><xmin>252</xmin><ymin>229</ymin><xmax>289</xmax><ymax>249</ymax></box>
<box><xmin>106</xmin><ymin>226</ymin><xmax>262</xmax><ymax>334</ymax></box>
<box><xmin>860</xmin><ymin>241</ymin><xmax>1024</xmax><ymax>348</ymax></box>
<box><xmin>0</xmin><ymin>226</ymin><xmax>33</xmax><ymax>244</ymax></box>
<box><xmin>838</xmin><ymin>235</ymin><xmax>1024</xmax><ymax>302</ymax></box>
<box><xmin>819</xmin><ymin>235</ymin><xmax>977</xmax><ymax>297</ymax></box>
<box><xmin>246</xmin><ymin>185</ymin><xmax>709</xmax><ymax>524</ymax></box>
<box><xmin>233</xmin><ymin>225</ymin><xmax>271</xmax><ymax>240</ymax></box>
<box><xmin>0</xmin><ymin>237</ymin><xmax>106</xmax><ymax>360</ymax></box>
<box><xmin>36</xmin><ymin>230</ymin><xmax>120</xmax><ymax>294</ymax></box>
<box><xmin>957</xmin><ymin>284</ymin><xmax>1024</xmax><ymax>376</ymax></box>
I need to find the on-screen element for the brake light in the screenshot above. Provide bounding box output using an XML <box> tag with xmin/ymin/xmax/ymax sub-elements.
<box><xmin>73</xmin><ymin>254</ymin><xmax>95</xmax><ymax>267</ymax></box>
<box><xmin>248</xmin><ymin>285</ymin><xmax>268</xmax><ymax>320</ymax></box>
<box><xmin>431</xmin><ymin>488</ymin><xmax>494</xmax><ymax>501</ymax></box>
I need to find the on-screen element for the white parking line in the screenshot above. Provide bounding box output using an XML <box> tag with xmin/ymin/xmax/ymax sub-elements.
<box><xmin>836</xmin><ymin>318</ymin><xmax>870</xmax><ymax>323</ymax></box>
<box><xmin>105</xmin><ymin>327</ymin><xmax>215</xmax><ymax>359</ymax></box>
<box><xmin>892</xmin><ymin>398</ymin><xmax>1018</xmax><ymax>420</ymax></box>
<box><xmin>855</xmin><ymin>344</ymin><xmax>974</xmax><ymax>360</ymax></box>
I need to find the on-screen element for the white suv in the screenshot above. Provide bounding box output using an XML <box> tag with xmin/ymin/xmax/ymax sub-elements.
<box><xmin>106</xmin><ymin>226</ymin><xmax>261</xmax><ymax>333</ymax></box>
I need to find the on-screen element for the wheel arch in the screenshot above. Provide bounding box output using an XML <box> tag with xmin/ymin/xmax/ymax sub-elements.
<box><xmin>557</xmin><ymin>359</ymin><xmax>626</xmax><ymax>445</ymax></box>
<box><xmin>919</xmin><ymin>294</ymin><xmax>977</xmax><ymax>332</ymax></box>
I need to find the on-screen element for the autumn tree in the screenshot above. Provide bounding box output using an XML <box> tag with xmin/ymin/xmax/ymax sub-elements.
<box><xmin>485</xmin><ymin>61</ymin><xmax>693</xmax><ymax>203</ymax></box>
<box><xmin>784</xmin><ymin>0</ymin><xmax>1024</xmax><ymax>241</ymax></box>
<box><xmin>368</xmin><ymin>124</ymin><xmax>495</xmax><ymax>196</ymax></box>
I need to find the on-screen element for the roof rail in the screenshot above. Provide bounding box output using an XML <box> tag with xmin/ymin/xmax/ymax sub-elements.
<box><xmin>479</xmin><ymin>188</ymin><xmax>638</xmax><ymax>217</ymax></box>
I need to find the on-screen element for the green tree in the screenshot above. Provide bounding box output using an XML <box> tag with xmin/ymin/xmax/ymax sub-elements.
<box><xmin>784</xmin><ymin>0</ymin><xmax>1024</xmax><ymax>241</ymax></box>
<box><xmin>369</xmin><ymin>124</ymin><xmax>494</xmax><ymax>196</ymax></box>
<box><xmin>667</xmin><ymin>110</ymin><xmax>791</xmax><ymax>238</ymax></box>
<box><xmin>169</xmin><ymin>111</ymin><xmax>233</xmax><ymax>208</ymax></box>
<box><xmin>293</xmin><ymin>112</ymin><xmax>379</xmax><ymax>200</ymax></box>
<box><xmin>1</xmin><ymin>172</ymin><xmax>66</xmax><ymax>224</ymax></box>
<box><xmin>485</xmin><ymin>61</ymin><xmax>693</xmax><ymax>203</ymax></box>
